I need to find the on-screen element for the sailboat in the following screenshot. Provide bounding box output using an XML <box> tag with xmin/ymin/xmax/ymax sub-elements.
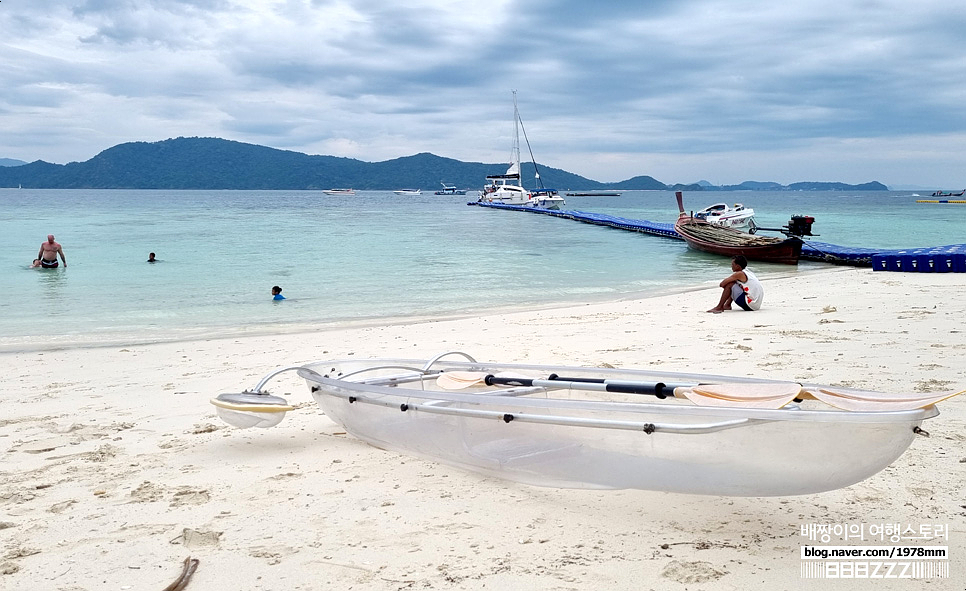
<box><xmin>478</xmin><ymin>92</ymin><xmax>565</xmax><ymax>210</ymax></box>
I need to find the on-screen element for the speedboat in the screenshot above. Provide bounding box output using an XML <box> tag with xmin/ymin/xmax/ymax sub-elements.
<box><xmin>434</xmin><ymin>183</ymin><xmax>467</xmax><ymax>195</ymax></box>
<box><xmin>210</xmin><ymin>351</ymin><xmax>956</xmax><ymax>496</ymax></box>
<box><xmin>393</xmin><ymin>189</ymin><xmax>421</xmax><ymax>195</ymax></box>
<box><xmin>694</xmin><ymin>202</ymin><xmax>756</xmax><ymax>229</ymax></box>
<box><xmin>526</xmin><ymin>189</ymin><xmax>566</xmax><ymax>210</ymax></box>
<box><xmin>323</xmin><ymin>188</ymin><xmax>355</xmax><ymax>195</ymax></box>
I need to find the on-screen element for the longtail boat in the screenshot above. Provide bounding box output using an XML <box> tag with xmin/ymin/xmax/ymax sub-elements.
<box><xmin>675</xmin><ymin>191</ymin><xmax>803</xmax><ymax>264</ymax></box>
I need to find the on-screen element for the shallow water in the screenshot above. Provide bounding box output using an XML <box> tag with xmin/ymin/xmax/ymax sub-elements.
<box><xmin>2</xmin><ymin>188</ymin><xmax>961</xmax><ymax>350</ymax></box>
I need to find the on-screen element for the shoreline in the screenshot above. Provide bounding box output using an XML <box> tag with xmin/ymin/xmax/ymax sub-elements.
<box><xmin>0</xmin><ymin>265</ymin><xmax>848</xmax><ymax>354</ymax></box>
<box><xmin>2</xmin><ymin>267</ymin><xmax>963</xmax><ymax>589</ymax></box>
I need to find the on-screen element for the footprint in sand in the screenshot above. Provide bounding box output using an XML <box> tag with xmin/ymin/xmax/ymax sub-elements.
<box><xmin>1</xmin><ymin>561</ymin><xmax>20</xmax><ymax>575</ymax></box>
<box><xmin>660</xmin><ymin>559</ymin><xmax>727</xmax><ymax>584</ymax></box>
<box><xmin>169</xmin><ymin>487</ymin><xmax>210</xmax><ymax>507</ymax></box>
<box><xmin>249</xmin><ymin>548</ymin><xmax>288</xmax><ymax>565</ymax></box>
<box><xmin>130</xmin><ymin>481</ymin><xmax>166</xmax><ymax>503</ymax></box>
<box><xmin>0</xmin><ymin>489</ymin><xmax>38</xmax><ymax>506</ymax></box>
<box><xmin>11</xmin><ymin>423</ymin><xmax>132</xmax><ymax>455</ymax></box>
<box><xmin>173</xmin><ymin>528</ymin><xmax>222</xmax><ymax>550</ymax></box>
<box><xmin>187</xmin><ymin>423</ymin><xmax>224</xmax><ymax>434</ymax></box>
<box><xmin>914</xmin><ymin>379</ymin><xmax>952</xmax><ymax>393</ymax></box>
<box><xmin>48</xmin><ymin>499</ymin><xmax>77</xmax><ymax>514</ymax></box>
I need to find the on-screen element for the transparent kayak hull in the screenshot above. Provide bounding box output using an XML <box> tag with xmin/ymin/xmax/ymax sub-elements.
<box><xmin>297</xmin><ymin>357</ymin><xmax>936</xmax><ymax>496</ymax></box>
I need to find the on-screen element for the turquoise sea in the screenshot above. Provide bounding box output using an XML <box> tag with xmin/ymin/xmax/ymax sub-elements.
<box><xmin>2</xmin><ymin>189</ymin><xmax>962</xmax><ymax>351</ymax></box>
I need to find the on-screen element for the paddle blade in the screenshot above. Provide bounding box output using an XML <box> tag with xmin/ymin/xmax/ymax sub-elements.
<box><xmin>436</xmin><ymin>371</ymin><xmax>488</xmax><ymax>390</ymax></box>
<box><xmin>680</xmin><ymin>391</ymin><xmax>798</xmax><ymax>409</ymax></box>
<box><xmin>809</xmin><ymin>388</ymin><xmax>965</xmax><ymax>411</ymax></box>
<box><xmin>679</xmin><ymin>382</ymin><xmax>803</xmax><ymax>409</ymax></box>
<box><xmin>692</xmin><ymin>382</ymin><xmax>803</xmax><ymax>401</ymax></box>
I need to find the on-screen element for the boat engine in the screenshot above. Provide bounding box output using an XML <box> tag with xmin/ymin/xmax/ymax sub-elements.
<box><xmin>752</xmin><ymin>215</ymin><xmax>818</xmax><ymax>237</ymax></box>
<box><xmin>785</xmin><ymin>215</ymin><xmax>816</xmax><ymax>236</ymax></box>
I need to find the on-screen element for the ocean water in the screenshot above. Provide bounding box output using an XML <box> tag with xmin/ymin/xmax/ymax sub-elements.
<box><xmin>2</xmin><ymin>188</ymin><xmax>962</xmax><ymax>351</ymax></box>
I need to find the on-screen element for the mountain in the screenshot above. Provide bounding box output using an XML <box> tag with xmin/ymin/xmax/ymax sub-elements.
<box><xmin>0</xmin><ymin>138</ymin><xmax>622</xmax><ymax>190</ymax></box>
<box><xmin>0</xmin><ymin>158</ymin><xmax>27</xmax><ymax>167</ymax></box>
<box><xmin>0</xmin><ymin>137</ymin><xmax>888</xmax><ymax>191</ymax></box>
<box><xmin>787</xmin><ymin>181</ymin><xmax>889</xmax><ymax>191</ymax></box>
<box><xmin>698</xmin><ymin>180</ymin><xmax>889</xmax><ymax>191</ymax></box>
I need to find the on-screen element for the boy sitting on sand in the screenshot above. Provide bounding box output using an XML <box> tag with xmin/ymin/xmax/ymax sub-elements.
<box><xmin>707</xmin><ymin>255</ymin><xmax>763</xmax><ymax>313</ymax></box>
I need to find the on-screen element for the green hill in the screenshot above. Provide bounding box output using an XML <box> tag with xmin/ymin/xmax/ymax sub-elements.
<box><xmin>0</xmin><ymin>137</ymin><xmax>888</xmax><ymax>191</ymax></box>
<box><xmin>0</xmin><ymin>137</ymin><xmax>626</xmax><ymax>190</ymax></box>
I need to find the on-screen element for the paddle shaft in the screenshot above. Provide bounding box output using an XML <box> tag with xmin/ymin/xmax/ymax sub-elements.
<box><xmin>484</xmin><ymin>375</ymin><xmax>694</xmax><ymax>399</ymax></box>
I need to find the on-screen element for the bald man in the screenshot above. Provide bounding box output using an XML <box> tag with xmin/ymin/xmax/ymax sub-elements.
<box><xmin>38</xmin><ymin>234</ymin><xmax>67</xmax><ymax>268</ymax></box>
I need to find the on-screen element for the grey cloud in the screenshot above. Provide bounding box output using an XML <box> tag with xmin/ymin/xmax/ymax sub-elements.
<box><xmin>3</xmin><ymin>1</ymin><xmax>966</xmax><ymax>184</ymax></box>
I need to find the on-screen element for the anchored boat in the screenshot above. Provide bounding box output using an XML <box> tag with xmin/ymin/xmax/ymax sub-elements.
<box><xmin>694</xmin><ymin>202</ymin><xmax>757</xmax><ymax>229</ymax></box>
<box><xmin>675</xmin><ymin>192</ymin><xmax>803</xmax><ymax>264</ymax></box>
<box><xmin>479</xmin><ymin>92</ymin><xmax>566</xmax><ymax>210</ymax></box>
<box><xmin>434</xmin><ymin>183</ymin><xmax>466</xmax><ymax>195</ymax></box>
<box><xmin>210</xmin><ymin>351</ymin><xmax>956</xmax><ymax>496</ymax></box>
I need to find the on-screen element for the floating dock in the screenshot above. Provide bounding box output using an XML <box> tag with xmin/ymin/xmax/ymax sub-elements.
<box><xmin>468</xmin><ymin>202</ymin><xmax>966</xmax><ymax>273</ymax></box>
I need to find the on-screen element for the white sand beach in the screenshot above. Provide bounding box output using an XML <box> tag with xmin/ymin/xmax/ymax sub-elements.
<box><xmin>2</xmin><ymin>267</ymin><xmax>963</xmax><ymax>590</ymax></box>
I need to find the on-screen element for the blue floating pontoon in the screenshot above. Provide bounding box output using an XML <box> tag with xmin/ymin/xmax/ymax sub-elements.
<box><xmin>870</xmin><ymin>245</ymin><xmax>966</xmax><ymax>273</ymax></box>
<box><xmin>468</xmin><ymin>201</ymin><xmax>966</xmax><ymax>272</ymax></box>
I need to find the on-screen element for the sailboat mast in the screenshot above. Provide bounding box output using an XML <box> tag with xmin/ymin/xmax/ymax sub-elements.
<box><xmin>511</xmin><ymin>90</ymin><xmax>521</xmax><ymax>181</ymax></box>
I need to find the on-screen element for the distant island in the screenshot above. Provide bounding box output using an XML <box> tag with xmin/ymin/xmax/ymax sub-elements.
<box><xmin>0</xmin><ymin>137</ymin><xmax>888</xmax><ymax>191</ymax></box>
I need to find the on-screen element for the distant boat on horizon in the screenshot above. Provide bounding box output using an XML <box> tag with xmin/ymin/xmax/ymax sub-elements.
<box><xmin>434</xmin><ymin>183</ymin><xmax>466</xmax><ymax>195</ymax></box>
<box><xmin>565</xmin><ymin>191</ymin><xmax>621</xmax><ymax>197</ymax></box>
<box><xmin>323</xmin><ymin>188</ymin><xmax>355</xmax><ymax>195</ymax></box>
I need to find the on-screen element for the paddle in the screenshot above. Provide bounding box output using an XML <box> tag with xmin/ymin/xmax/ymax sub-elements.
<box><xmin>484</xmin><ymin>375</ymin><xmax>683</xmax><ymax>398</ymax></box>
<box><xmin>440</xmin><ymin>372</ymin><xmax>803</xmax><ymax>408</ymax></box>
<box><xmin>489</xmin><ymin>374</ymin><xmax>807</xmax><ymax>409</ymax></box>
<box><xmin>436</xmin><ymin>371</ymin><xmax>962</xmax><ymax>411</ymax></box>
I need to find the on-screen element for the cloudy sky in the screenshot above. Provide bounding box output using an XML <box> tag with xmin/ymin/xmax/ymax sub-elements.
<box><xmin>2</xmin><ymin>0</ymin><xmax>965</xmax><ymax>186</ymax></box>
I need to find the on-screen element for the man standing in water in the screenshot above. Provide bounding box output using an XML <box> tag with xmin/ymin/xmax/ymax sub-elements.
<box><xmin>37</xmin><ymin>234</ymin><xmax>67</xmax><ymax>268</ymax></box>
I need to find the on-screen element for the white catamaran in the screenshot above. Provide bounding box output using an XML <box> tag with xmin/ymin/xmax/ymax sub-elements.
<box><xmin>479</xmin><ymin>92</ymin><xmax>565</xmax><ymax>210</ymax></box>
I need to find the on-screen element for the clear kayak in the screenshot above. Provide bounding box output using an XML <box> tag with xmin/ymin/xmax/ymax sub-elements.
<box><xmin>211</xmin><ymin>352</ymin><xmax>952</xmax><ymax>496</ymax></box>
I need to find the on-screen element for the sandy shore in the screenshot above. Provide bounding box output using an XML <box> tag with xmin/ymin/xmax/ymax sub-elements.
<box><xmin>2</xmin><ymin>267</ymin><xmax>963</xmax><ymax>590</ymax></box>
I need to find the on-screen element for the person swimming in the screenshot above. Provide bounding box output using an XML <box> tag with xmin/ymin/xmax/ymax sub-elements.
<box><xmin>272</xmin><ymin>286</ymin><xmax>286</xmax><ymax>300</ymax></box>
<box><xmin>147</xmin><ymin>252</ymin><xmax>157</xmax><ymax>263</ymax></box>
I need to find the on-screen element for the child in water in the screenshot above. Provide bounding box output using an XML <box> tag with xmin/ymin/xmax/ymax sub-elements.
<box><xmin>271</xmin><ymin>286</ymin><xmax>286</xmax><ymax>300</ymax></box>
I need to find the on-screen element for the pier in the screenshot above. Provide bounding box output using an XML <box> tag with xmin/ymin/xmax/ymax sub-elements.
<box><xmin>468</xmin><ymin>202</ymin><xmax>966</xmax><ymax>273</ymax></box>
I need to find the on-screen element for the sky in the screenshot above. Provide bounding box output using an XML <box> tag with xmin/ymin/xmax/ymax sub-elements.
<box><xmin>2</xmin><ymin>1</ymin><xmax>966</xmax><ymax>187</ymax></box>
